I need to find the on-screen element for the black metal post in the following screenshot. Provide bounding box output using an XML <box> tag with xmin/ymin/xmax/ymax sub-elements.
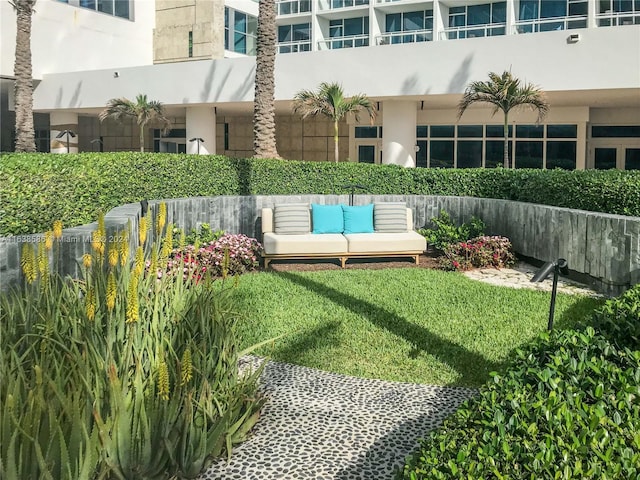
<box><xmin>548</xmin><ymin>265</ymin><xmax>560</xmax><ymax>331</ymax></box>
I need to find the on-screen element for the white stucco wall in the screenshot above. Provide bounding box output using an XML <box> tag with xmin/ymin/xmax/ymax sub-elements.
<box><xmin>1</xmin><ymin>0</ymin><xmax>155</xmax><ymax>79</ymax></box>
<box><xmin>32</xmin><ymin>25</ymin><xmax>640</xmax><ymax>110</ymax></box>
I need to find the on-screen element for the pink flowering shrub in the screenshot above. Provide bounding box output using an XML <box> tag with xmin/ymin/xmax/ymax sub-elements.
<box><xmin>439</xmin><ymin>236</ymin><xmax>515</xmax><ymax>271</ymax></box>
<box><xmin>155</xmin><ymin>233</ymin><xmax>263</xmax><ymax>281</ymax></box>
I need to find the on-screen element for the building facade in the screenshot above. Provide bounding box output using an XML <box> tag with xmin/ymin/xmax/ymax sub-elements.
<box><xmin>1</xmin><ymin>0</ymin><xmax>639</xmax><ymax>169</ymax></box>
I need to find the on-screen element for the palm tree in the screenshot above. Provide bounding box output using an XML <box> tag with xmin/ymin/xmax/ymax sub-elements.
<box><xmin>99</xmin><ymin>94</ymin><xmax>171</xmax><ymax>152</ymax></box>
<box><xmin>458</xmin><ymin>71</ymin><xmax>549</xmax><ymax>168</ymax></box>
<box><xmin>11</xmin><ymin>0</ymin><xmax>37</xmax><ymax>152</ymax></box>
<box><xmin>253</xmin><ymin>0</ymin><xmax>280</xmax><ymax>159</ymax></box>
<box><xmin>293</xmin><ymin>82</ymin><xmax>376</xmax><ymax>163</ymax></box>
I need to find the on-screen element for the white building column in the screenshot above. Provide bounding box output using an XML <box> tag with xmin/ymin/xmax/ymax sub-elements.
<box><xmin>186</xmin><ymin>106</ymin><xmax>216</xmax><ymax>154</ymax></box>
<box><xmin>50</xmin><ymin>112</ymin><xmax>78</xmax><ymax>153</ymax></box>
<box><xmin>382</xmin><ymin>101</ymin><xmax>417</xmax><ymax>167</ymax></box>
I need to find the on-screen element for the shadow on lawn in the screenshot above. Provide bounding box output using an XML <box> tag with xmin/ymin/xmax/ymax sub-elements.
<box><xmin>274</xmin><ymin>271</ymin><xmax>500</xmax><ymax>387</ymax></box>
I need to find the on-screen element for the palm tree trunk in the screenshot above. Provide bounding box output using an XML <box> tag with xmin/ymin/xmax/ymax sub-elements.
<box><xmin>253</xmin><ymin>0</ymin><xmax>280</xmax><ymax>159</ymax></box>
<box><xmin>13</xmin><ymin>0</ymin><xmax>36</xmax><ymax>153</ymax></box>
<box><xmin>503</xmin><ymin>113</ymin><xmax>510</xmax><ymax>169</ymax></box>
<box><xmin>334</xmin><ymin>120</ymin><xmax>339</xmax><ymax>163</ymax></box>
<box><xmin>139</xmin><ymin>124</ymin><xmax>145</xmax><ymax>152</ymax></box>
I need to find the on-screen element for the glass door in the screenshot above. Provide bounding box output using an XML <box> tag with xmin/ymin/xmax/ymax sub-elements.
<box><xmin>356</xmin><ymin>142</ymin><xmax>379</xmax><ymax>164</ymax></box>
<box><xmin>594</xmin><ymin>147</ymin><xmax>617</xmax><ymax>169</ymax></box>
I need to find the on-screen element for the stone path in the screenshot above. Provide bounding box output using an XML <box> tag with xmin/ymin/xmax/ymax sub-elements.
<box><xmin>463</xmin><ymin>260</ymin><xmax>602</xmax><ymax>297</ymax></box>
<box><xmin>201</xmin><ymin>357</ymin><xmax>476</xmax><ymax>480</ymax></box>
<box><xmin>200</xmin><ymin>262</ymin><xmax>600</xmax><ymax>480</ymax></box>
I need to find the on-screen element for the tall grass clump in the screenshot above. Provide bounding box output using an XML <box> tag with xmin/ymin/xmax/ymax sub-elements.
<box><xmin>0</xmin><ymin>205</ymin><xmax>264</xmax><ymax>479</ymax></box>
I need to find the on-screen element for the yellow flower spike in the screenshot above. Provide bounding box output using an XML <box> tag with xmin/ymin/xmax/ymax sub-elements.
<box><xmin>106</xmin><ymin>272</ymin><xmax>117</xmax><ymax>312</ymax></box>
<box><xmin>44</xmin><ymin>231</ymin><xmax>53</xmax><ymax>251</ymax></box>
<box><xmin>161</xmin><ymin>225</ymin><xmax>173</xmax><ymax>260</ymax></box>
<box><xmin>180</xmin><ymin>348</ymin><xmax>193</xmax><ymax>387</ymax></box>
<box><xmin>108</xmin><ymin>244</ymin><xmax>119</xmax><ymax>268</ymax></box>
<box><xmin>97</xmin><ymin>213</ymin><xmax>106</xmax><ymax>238</ymax></box>
<box><xmin>156</xmin><ymin>202</ymin><xmax>167</xmax><ymax>235</ymax></box>
<box><xmin>20</xmin><ymin>244</ymin><xmax>37</xmax><ymax>284</ymax></box>
<box><xmin>85</xmin><ymin>286</ymin><xmax>96</xmax><ymax>321</ymax></box>
<box><xmin>157</xmin><ymin>361</ymin><xmax>170</xmax><ymax>400</ymax></box>
<box><xmin>37</xmin><ymin>243</ymin><xmax>49</xmax><ymax>285</ymax></box>
<box><xmin>91</xmin><ymin>230</ymin><xmax>105</xmax><ymax>256</ymax></box>
<box><xmin>134</xmin><ymin>246</ymin><xmax>144</xmax><ymax>276</ymax></box>
<box><xmin>52</xmin><ymin>220</ymin><xmax>63</xmax><ymax>240</ymax></box>
<box><xmin>139</xmin><ymin>217</ymin><xmax>147</xmax><ymax>246</ymax></box>
<box><xmin>125</xmin><ymin>274</ymin><xmax>139</xmax><ymax>323</ymax></box>
<box><xmin>82</xmin><ymin>253</ymin><xmax>92</xmax><ymax>269</ymax></box>
<box><xmin>119</xmin><ymin>230</ymin><xmax>130</xmax><ymax>265</ymax></box>
<box><xmin>178</xmin><ymin>230</ymin><xmax>186</xmax><ymax>250</ymax></box>
<box><xmin>35</xmin><ymin>365</ymin><xmax>42</xmax><ymax>385</ymax></box>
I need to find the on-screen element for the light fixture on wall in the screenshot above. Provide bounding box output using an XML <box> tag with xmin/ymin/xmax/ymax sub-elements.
<box><xmin>189</xmin><ymin>137</ymin><xmax>205</xmax><ymax>154</ymax></box>
<box><xmin>113</xmin><ymin>71</ymin><xmax>120</xmax><ymax>78</ymax></box>
<box><xmin>567</xmin><ymin>33</ymin><xmax>580</xmax><ymax>43</ymax></box>
<box><xmin>56</xmin><ymin>130</ymin><xmax>76</xmax><ymax>153</ymax></box>
<box><xmin>530</xmin><ymin>258</ymin><xmax>569</xmax><ymax>331</ymax></box>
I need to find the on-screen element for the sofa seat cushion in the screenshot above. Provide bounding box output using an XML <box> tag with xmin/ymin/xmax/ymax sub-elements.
<box><xmin>263</xmin><ymin>233</ymin><xmax>348</xmax><ymax>255</ymax></box>
<box><xmin>344</xmin><ymin>232</ymin><xmax>426</xmax><ymax>253</ymax></box>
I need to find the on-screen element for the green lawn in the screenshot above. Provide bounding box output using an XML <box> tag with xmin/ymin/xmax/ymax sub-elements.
<box><xmin>232</xmin><ymin>268</ymin><xmax>603</xmax><ymax>387</ymax></box>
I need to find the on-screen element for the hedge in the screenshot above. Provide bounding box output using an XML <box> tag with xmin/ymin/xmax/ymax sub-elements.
<box><xmin>1</xmin><ymin>153</ymin><xmax>640</xmax><ymax>236</ymax></box>
<box><xmin>398</xmin><ymin>284</ymin><xmax>640</xmax><ymax>480</ymax></box>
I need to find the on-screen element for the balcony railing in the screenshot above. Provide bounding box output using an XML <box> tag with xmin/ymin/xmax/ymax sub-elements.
<box><xmin>514</xmin><ymin>16</ymin><xmax>588</xmax><ymax>33</ymax></box>
<box><xmin>376</xmin><ymin>29</ymin><xmax>432</xmax><ymax>44</ymax></box>
<box><xmin>276</xmin><ymin>0</ymin><xmax>311</xmax><ymax>16</ymax></box>
<box><xmin>596</xmin><ymin>11</ymin><xmax>640</xmax><ymax>26</ymax></box>
<box><xmin>441</xmin><ymin>23</ymin><xmax>506</xmax><ymax>40</ymax></box>
<box><xmin>318</xmin><ymin>34</ymin><xmax>369</xmax><ymax>49</ymax></box>
<box><xmin>277</xmin><ymin>41</ymin><xmax>312</xmax><ymax>53</ymax></box>
<box><xmin>318</xmin><ymin>0</ymin><xmax>369</xmax><ymax>11</ymax></box>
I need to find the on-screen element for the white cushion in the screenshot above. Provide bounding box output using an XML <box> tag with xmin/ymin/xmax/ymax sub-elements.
<box><xmin>344</xmin><ymin>232</ymin><xmax>426</xmax><ymax>253</ymax></box>
<box><xmin>274</xmin><ymin>203</ymin><xmax>311</xmax><ymax>234</ymax></box>
<box><xmin>263</xmin><ymin>233</ymin><xmax>348</xmax><ymax>255</ymax></box>
<box><xmin>374</xmin><ymin>202</ymin><xmax>408</xmax><ymax>232</ymax></box>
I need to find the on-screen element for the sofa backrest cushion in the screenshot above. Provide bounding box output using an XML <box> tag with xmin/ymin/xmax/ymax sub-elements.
<box><xmin>343</xmin><ymin>204</ymin><xmax>374</xmax><ymax>234</ymax></box>
<box><xmin>312</xmin><ymin>204</ymin><xmax>344</xmax><ymax>234</ymax></box>
<box><xmin>374</xmin><ymin>202</ymin><xmax>408</xmax><ymax>232</ymax></box>
<box><xmin>273</xmin><ymin>203</ymin><xmax>311</xmax><ymax>234</ymax></box>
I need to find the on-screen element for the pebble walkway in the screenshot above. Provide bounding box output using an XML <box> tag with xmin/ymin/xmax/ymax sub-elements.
<box><xmin>201</xmin><ymin>262</ymin><xmax>600</xmax><ymax>480</ymax></box>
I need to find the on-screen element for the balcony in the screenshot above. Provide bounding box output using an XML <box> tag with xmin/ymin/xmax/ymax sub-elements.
<box><xmin>596</xmin><ymin>11</ymin><xmax>640</xmax><ymax>27</ymax></box>
<box><xmin>277</xmin><ymin>40</ymin><xmax>312</xmax><ymax>53</ymax></box>
<box><xmin>277</xmin><ymin>0</ymin><xmax>312</xmax><ymax>16</ymax></box>
<box><xmin>514</xmin><ymin>16</ymin><xmax>588</xmax><ymax>33</ymax></box>
<box><xmin>376</xmin><ymin>29</ymin><xmax>432</xmax><ymax>44</ymax></box>
<box><xmin>441</xmin><ymin>23</ymin><xmax>506</xmax><ymax>40</ymax></box>
<box><xmin>318</xmin><ymin>0</ymin><xmax>369</xmax><ymax>11</ymax></box>
<box><xmin>318</xmin><ymin>34</ymin><xmax>369</xmax><ymax>49</ymax></box>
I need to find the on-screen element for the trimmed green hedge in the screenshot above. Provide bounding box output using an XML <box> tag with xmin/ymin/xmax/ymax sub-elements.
<box><xmin>1</xmin><ymin>153</ymin><xmax>640</xmax><ymax>235</ymax></box>
<box><xmin>398</xmin><ymin>284</ymin><xmax>640</xmax><ymax>480</ymax></box>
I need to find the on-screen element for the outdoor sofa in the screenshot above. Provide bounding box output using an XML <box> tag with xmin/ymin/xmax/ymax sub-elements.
<box><xmin>261</xmin><ymin>202</ymin><xmax>426</xmax><ymax>268</ymax></box>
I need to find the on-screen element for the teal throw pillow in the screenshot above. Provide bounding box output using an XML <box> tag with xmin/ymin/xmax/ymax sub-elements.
<box><xmin>342</xmin><ymin>204</ymin><xmax>374</xmax><ymax>234</ymax></box>
<box><xmin>312</xmin><ymin>204</ymin><xmax>344</xmax><ymax>234</ymax></box>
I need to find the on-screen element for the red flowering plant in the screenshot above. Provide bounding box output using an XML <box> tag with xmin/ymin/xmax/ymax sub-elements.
<box><xmin>439</xmin><ymin>235</ymin><xmax>516</xmax><ymax>271</ymax></box>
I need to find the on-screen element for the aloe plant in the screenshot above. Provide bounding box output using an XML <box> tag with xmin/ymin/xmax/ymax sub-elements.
<box><xmin>1</xmin><ymin>208</ymin><xmax>265</xmax><ymax>479</ymax></box>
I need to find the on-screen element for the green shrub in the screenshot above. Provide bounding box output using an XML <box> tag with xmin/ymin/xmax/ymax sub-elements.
<box><xmin>0</xmin><ymin>218</ymin><xmax>264</xmax><ymax>479</ymax></box>
<box><xmin>173</xmin><ymin>223</ymin><xmax>225</xmax><ymax>249</ymax></box>
<box><xmin>419</xmin><ymin>210</ymin><xmax>486</xmax><ymax>251</ymax></box>
<box><xmin>398</xmin><ymin>284</ymin><xmax>640</xmax><ymax>480</ymax></box>
<box><xmin>1</xmin><ymin>153</ymin><xmax>639</xmax><ymax>236</ymax></box>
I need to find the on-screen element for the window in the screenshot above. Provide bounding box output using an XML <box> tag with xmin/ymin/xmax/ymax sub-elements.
<box><xmin>355</xmin><ymin>126</ymin><xmax>381</xmax><ymax>138</ymax></box>
<box><xmin>62</xmin><ymin>0</ymin><xmax>131</xmax><ymax>19</ymax></box>
<box><xmin>278</xmin><ymin>23</ymin><xmax>311</xmax><ymax>53</ymax></box>
<box><xmin>592</xmin><ymin>126</ymin><xmax>640</xmax><ymax>137</ymax></box>
<box><xmin>225</xmin><ymin>7</ymin><xmax>258</xmax><ymax>55</ymax></box>
<box><xmin>625</xmin><ymin>149</ymin><xmax>640</xmax><ymax>170</ymax></box>
<box><xmin>413</xmin><ymin>124</ymin><xmax>576</xmax><ymax>169</ymax></box>
<box><xmin>188</xmin><ymin>31</ymin><xmax>193</xmax><ymax>57</ymax></box>
<box><xmin>385</xmin><ymin>10</ymin><xmax>433</xmax><ymax>43</ymax></box>
<box><xmin>277</xmin><ymin>0</ymin><xmax>311</xmax><ymax>15</ymax></box>
<box><xmin>447</xmin><ymin>2</ymin><xmax>506</xmax><ymax>38</ymax></box>
<box><xmin>518</xmin><ymin>0</ymin><xmax>587</xmax><ymax>31</ymax></box>
<box><xmin>329</xmin><ymin>17</ymin><xmax>369</xmax><ymax>48</ymax></box>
